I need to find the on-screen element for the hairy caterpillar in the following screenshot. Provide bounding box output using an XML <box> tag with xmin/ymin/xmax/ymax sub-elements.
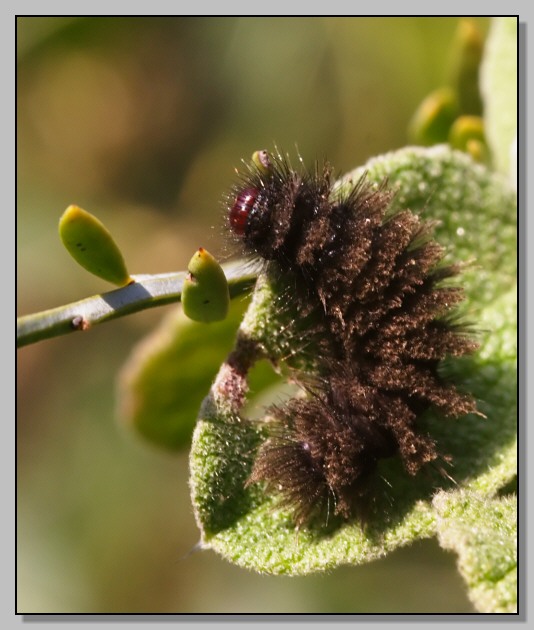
<box><xmin>226</xmin><ymin>149</ymin><xmax>479</xmax><ymax>527</ymax></box>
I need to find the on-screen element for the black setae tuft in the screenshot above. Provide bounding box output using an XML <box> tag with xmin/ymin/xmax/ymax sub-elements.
<box><xmin>227</xmin><ymin>150</ymin><xmax>479</xmax><ymax>528</ymax></box>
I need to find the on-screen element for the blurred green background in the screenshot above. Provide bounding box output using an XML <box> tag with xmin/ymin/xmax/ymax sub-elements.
<box><xmin>17</xmin><ymin>16</ymin><xmax>489</xmax><ymax>613</ymax></box>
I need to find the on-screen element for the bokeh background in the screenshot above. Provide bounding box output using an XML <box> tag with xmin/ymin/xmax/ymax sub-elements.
<box><xmin>17</xmin><ymin>16</ymin><xmax>489</xmax><ymax>613</ymax></box>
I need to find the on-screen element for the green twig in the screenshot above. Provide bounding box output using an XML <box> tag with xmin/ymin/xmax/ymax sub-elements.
<box><xmin>17</xmin><ymin>263</ymin><xmax>257</xmax><ymax>348</ymax></box>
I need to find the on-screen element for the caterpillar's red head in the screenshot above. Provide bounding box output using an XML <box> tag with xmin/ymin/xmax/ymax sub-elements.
<box><xmin>228</xmin><ymin>151</ymin><xmax>273</xmax><ymax>237</ymax></box>
<box><xmin>229</xmin><ymin>187</ymin><xmax>259</xmax><ymax>236</ymax></box>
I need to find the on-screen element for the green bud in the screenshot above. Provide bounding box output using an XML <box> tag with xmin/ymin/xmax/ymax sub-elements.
<box><xmin>182</xmin><ymin>248</ymin><xmax>230</xmax><ymax>323</ymax></box>
<box><xmin>408</xmin><ymin>87</ymin><xmax>459</xmax><ymax>146</ymax></box>
<box><xmin>59</xmin><ymin>205</ymin><xmax>132</xmax><ymax>286</ymax></box>
<box><xmin>449</xmin><ymin>115</ymin><xmax>488</xmax><ymax>162</ymax></box>
<box><xmin>449</xmin><ymin>19</ymin><xmax>485</xmax><ymax>115</ymax></box>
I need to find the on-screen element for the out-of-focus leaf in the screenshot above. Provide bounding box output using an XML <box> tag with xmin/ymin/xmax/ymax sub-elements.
<box><xmin>117</xmin><ymin>298</ymin><xmax>249</xmax><ymax>451</ymax></box>
<box><xmin>408</xmin><ymin>87</ymin><xmax>459</xmax><ymax>145</ymax></box>
<box><xmin>449</xmin><ymin>19</ymin><xmax>485</xmax><ymax>116</ymax></box>
<box><xmin>480</xmin><ymin>17</ymin><xmax>517</xmax><ymax>177</ymax></box>
<box><xmin>448</xmin><ymin>115</ymin><xmax>488</xmax><ymax>163</ymax></box>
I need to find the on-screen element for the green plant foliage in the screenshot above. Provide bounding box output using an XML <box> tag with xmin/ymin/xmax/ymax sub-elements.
<box><xmin>117</xmin><ymin>298</ymin><xmax>249</xmax><ymax>451</ymax></box>
<box><xmin>448</xmin><ymin>19</ymin><xmax>485</xmax><ymax>116</ymax></box>
<box><xmin>480</xmin><ymin>17</ymin><xmax>517</xmax><ymax>179</ymax></box>
<box><xmin>448</xmin><ymin>115</ymin><xmax>487</xmax><ymax>163</ymax></box>
<box><xmin>59</xmin><ymin>205</ymin><xmax>131</xmax><ymax>286</ymax></box>
<box><xmin>406</xmin><ymin>17</ymin><xmax>519</xmax><ymax>182</ymax></box>
<box><xmin>434</xmin><ymin>490</ymin><xmax>517</xmax><ymax>613</ymax></box>
<box><xmin>110</xmin><ymin>14</ymin><xmax>517</xmax><ymax>609</ymax></box>
<box><xmin>408</xmin><ymin>87</ymin><xmax>459</xmax><ymax>146</ymax></box>
<box><xmin>343</xmin><ymin>146</ymin><xmax>516</xmax><ymax>309</ymax></box>
<box><xmin>189</xmin><ymin>146</ymin><xmax>517</xmax><ymax>601</ymax></box>
<box><xmin>19</xmin><ymin>16</ymin><xmax>516</xmax><ymax>614</ymax></box>
<box><xmin>408</xmin><ymin>18</ymin><xmax>486</xmax><ymax>149</ymax></box>
<box><xmin>182</xmin><ymin>248</ymin><xmax>230</xmax><ymax>323</ymax></box>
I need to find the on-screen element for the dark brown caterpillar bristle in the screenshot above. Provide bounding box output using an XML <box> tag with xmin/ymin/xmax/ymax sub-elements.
<box><xmin>228</xmin><ymin>149</ymin><xmax>478</xmax><ymax>527</ymax></box>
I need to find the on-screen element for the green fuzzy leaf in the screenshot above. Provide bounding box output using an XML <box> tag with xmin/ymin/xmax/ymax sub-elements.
<box><xmin>189</xmin><ymin>145</ymin><xmax>517</xmax><ymax>575</ymax></box>
<box><xmin>343</xmin><ymin>145</ymin><xmax>516</xmax><ymax>311</ymax></box>
<box><xmin>434</xmin><ymin>490</ymin><xmax>517</xmax><ymax>613</ymax></box>
<box><xmin>480</xmin><ymin>17</ymin><xmax>518</xmax><ymax>178</ymax></box>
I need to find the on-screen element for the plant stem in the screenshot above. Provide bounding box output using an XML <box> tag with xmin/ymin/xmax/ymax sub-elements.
<box><xmin>17</xmin><ymin>263</ymin><xmax>257</xmax><ymax>348</ymax></box>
